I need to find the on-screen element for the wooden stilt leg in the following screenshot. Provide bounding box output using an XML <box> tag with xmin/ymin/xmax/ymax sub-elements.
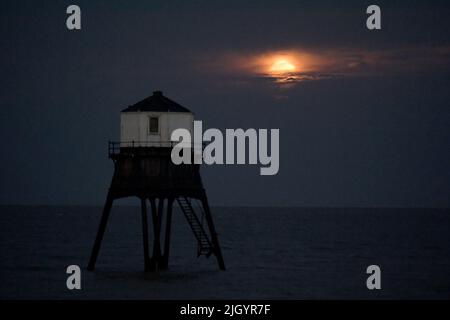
<box><xmin>161</xmin><ymin>198</ymin><xmax>174</xmax><ymax>270</ymax></box>
<box><xmin>156</xmin><ymin>198</ymin><xmax>165</xmax><ymax>267</ymax></box>
<box><xmin>140</xmin><ymin>198</ymin><xmax>151</xmax><ymax>271</ymax></box>
<box><xmin>88</xmin><ymin>191</ymin><xmax>114</xmax><ymax>271</ymax></box>
<box><xmin>150</xmin><ymin>198</ymin><xmax>162</xmax><ymax>271</ymax></box>
<box><xmin>200</xmin><ymin>196</ymin><xmax>226</xmax><ymax>270</ymax></box>
<box><xmin>157</xmin><ymin>198</ymin><xmax>165</xmax><ymax>234</ymax></box>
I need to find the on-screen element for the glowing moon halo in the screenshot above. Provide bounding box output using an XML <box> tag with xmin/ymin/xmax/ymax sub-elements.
<box><xmin>269</xmin><ymin>58</ymin><xmax>296</xmax><ymax>74</ymax></box>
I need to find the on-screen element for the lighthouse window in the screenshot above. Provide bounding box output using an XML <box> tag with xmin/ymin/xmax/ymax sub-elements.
<box><xmin>149</xmin><ymin>117</ymin><xmax>159</xmax><ymax>134</ymax></box>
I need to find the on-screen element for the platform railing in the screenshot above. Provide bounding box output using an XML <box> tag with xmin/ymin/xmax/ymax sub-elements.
<box><xmin>108</xmin><ymin>141</ymin><xmax>204</xmax><ymax>157</ymax></box>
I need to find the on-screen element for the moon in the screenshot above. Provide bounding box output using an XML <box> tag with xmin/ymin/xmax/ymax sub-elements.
<box><xmin>269</xmin><ymin>58</ymin><xmax>296</xmax><ymax>74</ymax></box>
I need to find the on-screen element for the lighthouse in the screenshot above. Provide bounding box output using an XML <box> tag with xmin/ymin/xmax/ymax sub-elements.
<box><xmin>87</xmin><ymin>91</ymin><xmax>225</xmax><ymax>271</ymax></box>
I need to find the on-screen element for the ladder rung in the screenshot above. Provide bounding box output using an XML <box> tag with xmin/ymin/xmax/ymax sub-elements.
<box><xmin>177</xmin><ymin>197</ymin><xmax>214</xmax><ymax>254</ymax></box>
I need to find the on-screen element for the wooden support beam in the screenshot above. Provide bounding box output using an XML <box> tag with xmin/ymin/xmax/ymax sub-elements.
<box><xmin>157</xmin><ymin>198</ymin><xmax>165</xmax><ymax>232</ymax></box>
<box><xmin>161</xmin><ymin>198</ymin><xmax>174</xmax><ymax>270</ymax></box>
<box><xmin>87</xmin><ymin>192</ymin><xmax>114</xmax><ymax>271</ymax></box>
<box><xmin>200</xmin><ymin>196</ymin><xmax>226</xmax><ymax>270</ymax></box>
<box><xmin>140</xmin><ymin>198</ymin><xmax>151</xmax><ymax>271</ymax></box>
<box><xmin>149</xmin><ymin>198</ymin><xmax>162</xmax><ymax>271</ymax></box>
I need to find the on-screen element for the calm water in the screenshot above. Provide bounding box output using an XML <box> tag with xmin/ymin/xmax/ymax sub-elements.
<box><xmin>0</xmin><ymin>206</ymin><xmax>449</xmax><ymax>299</ymax></box>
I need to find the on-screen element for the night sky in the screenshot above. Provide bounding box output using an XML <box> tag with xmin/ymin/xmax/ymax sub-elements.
<box><xmin>1</xmin><ymin>0</ymin><xmax>449</xmax><ymax>207</ymax></box>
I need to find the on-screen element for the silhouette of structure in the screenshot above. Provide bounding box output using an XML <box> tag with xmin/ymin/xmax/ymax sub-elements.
<box><xmin>87</xmin><ymin>91</ymin><xmax>225</xmax><ymax>271</ymax></box>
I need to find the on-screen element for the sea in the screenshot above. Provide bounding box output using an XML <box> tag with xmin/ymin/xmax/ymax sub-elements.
<box><xmin>0</xmin><ymin>206</ymin><xmax>449</xmax><ymax>299</ymax></box>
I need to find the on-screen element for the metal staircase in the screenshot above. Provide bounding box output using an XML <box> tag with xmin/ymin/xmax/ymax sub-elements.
<box><xmin>176</xmin><ymin>197</ymin><xmax>213</xmax><ymax>257</ymax></box>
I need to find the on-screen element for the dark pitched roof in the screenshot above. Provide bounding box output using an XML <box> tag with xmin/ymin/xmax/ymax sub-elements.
<box><xmin>121</xmin><ymin>91</ymin><xmax>192</xmax><ymax>113</ymax></box>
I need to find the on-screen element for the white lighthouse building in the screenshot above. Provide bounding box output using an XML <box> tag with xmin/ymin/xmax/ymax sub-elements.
<box><xmin>120</xmin><ymin>90</ymin><xmax>194</xmax><ymax>147</ymax></box>
<box><xmin>88</xmin><ymin>90</ymin><xmax>226</xmax><ymax>272</ymax></box>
